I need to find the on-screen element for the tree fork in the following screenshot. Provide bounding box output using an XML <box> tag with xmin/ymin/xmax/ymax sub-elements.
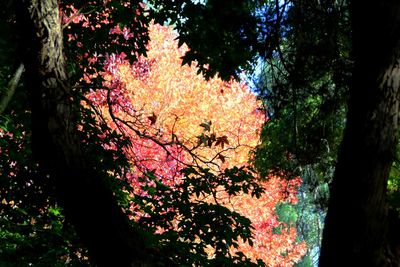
<box><xmin>14</xmin><ymin>0</ymin><xmax>154</xmax><ymax>266</ymax></box>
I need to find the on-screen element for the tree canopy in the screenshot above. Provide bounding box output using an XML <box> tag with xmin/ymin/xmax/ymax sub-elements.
<box><xmin>2</xmin><ymin>0</ymin><xmax>400</xmax><ymax>266</ymax></box>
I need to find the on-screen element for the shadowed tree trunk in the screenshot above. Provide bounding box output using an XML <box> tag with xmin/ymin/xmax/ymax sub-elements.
<box><xmin>14</xmin><ymin>1</ymin><xmax>154</xmax><ymax>266</ymax></box>
<box><xmin>320</xmin><ymin>1</ymin><xmax>400</xmax><ymax>266</ymax></box>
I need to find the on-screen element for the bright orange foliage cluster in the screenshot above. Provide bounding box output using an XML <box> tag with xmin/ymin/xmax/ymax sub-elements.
<box><xmin>227</xmin><ymin>176</ymin><xmax>306</xmax><ymax>266</ymax></box>
<box><xmin>87</xmin><ymin>23</ymin><xmax>306</xmax><ymax>265</ymax></box>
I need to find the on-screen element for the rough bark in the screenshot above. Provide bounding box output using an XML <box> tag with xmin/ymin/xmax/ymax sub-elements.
<box><xmin>15</xmin><ymin>1</ymin><xmax>154</xmax><ymax>266</ymax></box>
<box><xmin>320</xmin><ymin>1</ymin><xmax>400</xmax><ymax>266</ymax></box>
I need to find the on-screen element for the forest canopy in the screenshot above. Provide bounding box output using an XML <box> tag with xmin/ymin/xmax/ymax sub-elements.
<box><xmin>1</xmin><ymin>0</ymin><xmax>400</xmax><ymax>266</ymax></box>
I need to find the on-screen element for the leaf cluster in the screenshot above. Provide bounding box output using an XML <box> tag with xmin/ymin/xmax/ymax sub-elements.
<box><xmin>131</xmin><ymin>166</ymin><xmax>265</xmax><ymax>266</ymax></box>
<box><xmin>251</xmin><ymin>1</ymin><xmax>351</xmax><ymax>263</ymax></box>
<box><xmin>253</xmin><ymin>0</ymin><xmax>351</xmax><ymax>184</ymax></box>
<box><xmin>0</xmin><ymin>71</ymin><xmax>89</xmax><ymax>266</ymax></box>
<box><xmin>0</xmin><ymin>1</ymin><xmax>307</xmax><ymax>265</ymax></box>
<box><xmin>148</xmin><ymin>0</ymin><xmax>263</xmax><ymax>80</ymax></box>
<box><xmin>62</xmin><ymin>0</ymin><xmax>150</xmax><ymax>84</ymax></box>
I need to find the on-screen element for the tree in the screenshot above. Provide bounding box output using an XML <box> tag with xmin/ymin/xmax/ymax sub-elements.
<box><xmin>319</xmin><ymin>1</ymin><xmax>400</xmax><ymax>266</ymax></box>
<box><xmin>8</xmin><ymin>1</ymin><xmax>154</xmax><ymax>266</ymax></box>
<box><xmin>232</xmin><ymin>0</ymin><xmax>400</xmax><ymax>264</ymax></box>
<box><xmin>5</xmin><ymin>0</ymin><xmax>399</xmax><ymax>265</ymax></box>
<box><xmin>115</xmin><ymin>0</ymin><xmax>400</xmax><ymax>265</ymax></box>
<box><xmin>251</xmin><ymin>1</ymin><xmax>350</xmax><ymax>263</ymax></box>
<box><xmin>86</xmin><ymin>23</ymin><xmax>306</xmax><ymax>265</ymax></box>
<box><xmin>2</xmin><ymin>1</ymin><xmax>305</xmax><ymax>266</ymax></box>
<box><xmin>151</xmin><ymin>0</ymin><xmax>400</xmax><ymax>264</ymax></box>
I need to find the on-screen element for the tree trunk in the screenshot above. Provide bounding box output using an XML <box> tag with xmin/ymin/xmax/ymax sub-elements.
<box><xmin>15</xmin><ymin>1</ymin><xmax>154</xmax><ymax>266</ymax></box>
<box><xmin>320</xmin><ymin>1</ymin><xmax>400</xmax><ymax>266</ymax></box>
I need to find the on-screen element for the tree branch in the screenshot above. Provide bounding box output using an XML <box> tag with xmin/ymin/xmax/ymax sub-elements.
<box><xmin>0</xmin><ymin>63</ymin><xmax>24</xmax><ymax>115</ymax></box>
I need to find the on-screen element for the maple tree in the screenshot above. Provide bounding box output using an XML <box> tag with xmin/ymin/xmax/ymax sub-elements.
<box><xmin>3</xmin><ymin>0</ymin><xmax>400</xmax><ymax>265</ymax></box>
<box><xmin>86</xmin><ymin>23</ymin><xmax>307</xmax><ymax>265</ymax></box>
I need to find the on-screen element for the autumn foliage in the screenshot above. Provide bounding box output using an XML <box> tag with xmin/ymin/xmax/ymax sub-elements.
<box><xmin>86</xmin><ymin>23</ymin><xmax>307</xmax><ymax>265</ymax></box>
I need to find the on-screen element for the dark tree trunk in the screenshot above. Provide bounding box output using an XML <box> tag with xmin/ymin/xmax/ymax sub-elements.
<box><xmin>15</xmin><ymin>1</ymin><xmax>153</xmax><ymax>266</ymax></box>
<box><xmin>320</xmin><ymin>1</ymin><xmax>400</xmax><ymax>266</ymax></box>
